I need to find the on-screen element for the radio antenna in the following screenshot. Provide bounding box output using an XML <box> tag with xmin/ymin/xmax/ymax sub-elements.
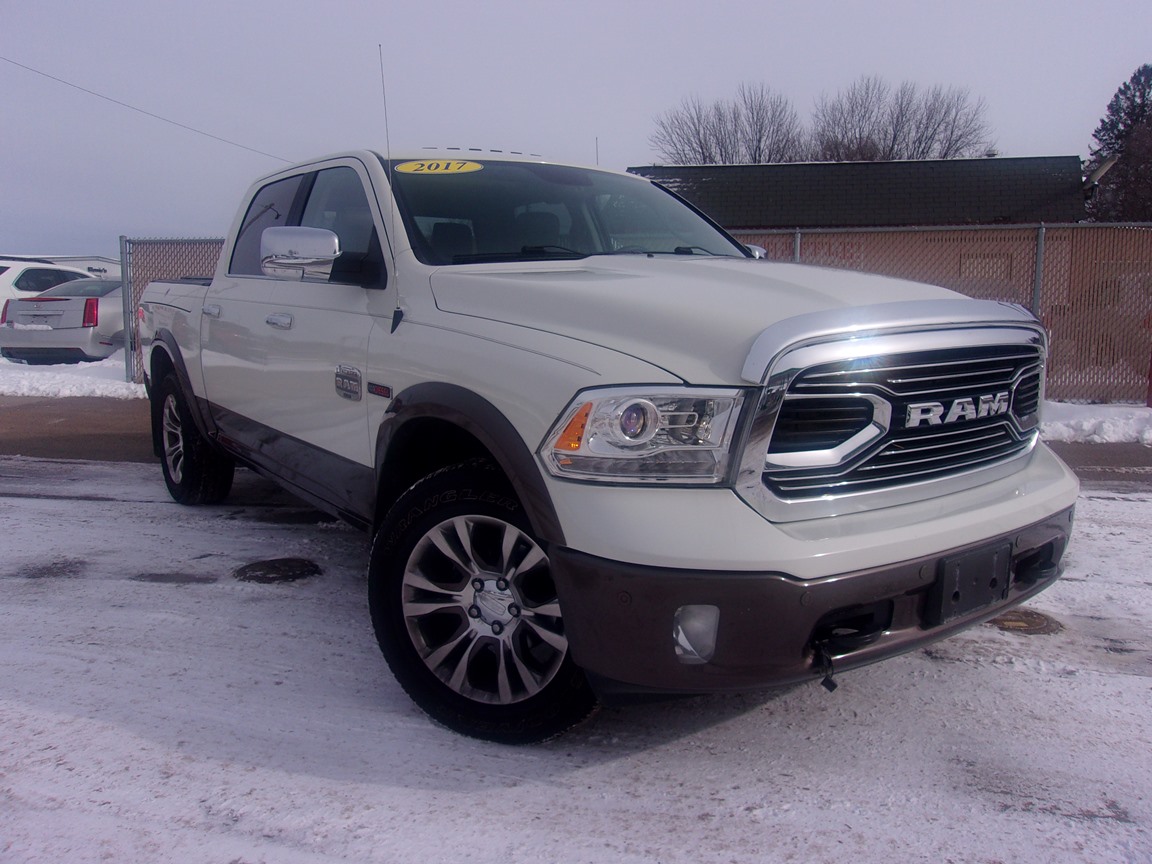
<box><xmin>378</xmin><ymin>44</ymin><xmax>393</xmax><ymax>169</ymax></box>
<box><xmin>378</xmin><ymin>44</ymin><xmax>403</xmax><ymax>329</ymax></box>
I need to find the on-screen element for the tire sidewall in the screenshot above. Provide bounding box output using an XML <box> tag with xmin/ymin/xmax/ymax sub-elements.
<box><xmin>369</xmin><ymin>463</ymin><xmax>594</xmax><ymax>743</ymax></box>
<box><xmin>153</xmin><ymin>374</ymin><xmax>233</xmax><ymax>505</ymax></box>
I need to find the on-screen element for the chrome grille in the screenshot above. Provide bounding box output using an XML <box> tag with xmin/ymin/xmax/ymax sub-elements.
<box><xmin>768</xmin><ymin>397</ymin><xmax>873</xmax><ymax>453</ymax></box>
<box><xmin>764</xmin><ymin>344</ymin><xmax>1042</xmax><ymax>500</ymax></box>
<box><xmin>786</xmin><ymin>345</ymin><xmax>1042</xmax><ymax>399</ymax></box>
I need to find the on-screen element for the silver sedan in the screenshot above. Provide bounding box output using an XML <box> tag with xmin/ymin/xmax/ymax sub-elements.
<box><xmin>0</xmin><ymin>280</ymin><xmax>125</xmax><ymax>364</ymax></box>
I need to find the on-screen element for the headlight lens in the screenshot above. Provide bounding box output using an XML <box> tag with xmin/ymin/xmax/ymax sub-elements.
<box><xmin>541</xmin><ymin>387</ymin><xmax>744</xmax><ymax>483</ymax></box>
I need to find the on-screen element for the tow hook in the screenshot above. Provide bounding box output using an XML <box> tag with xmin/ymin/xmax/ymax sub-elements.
<box><xmin>812</xmin><ymin>623</ymin><xmax>886</xmax><ymax>692</ymax></box>
<box><xmin>814</xmin><ymin>643</ymin><xmax>838</xmax><ymax>692</ymax></box>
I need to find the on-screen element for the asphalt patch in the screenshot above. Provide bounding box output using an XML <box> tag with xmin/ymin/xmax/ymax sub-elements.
<box><xmin>232</xmin><ymin>558</ymin><xmax>322</xmax><ymax>584</ymax></box>
<box><xmin>9</xmin><ymin>558</ymin><xmax>86</xmax><ymax>579</ymax></box>
<box><xmin>990</xmin><ymin>608</ymin><xmax>1064</xmax><ymax>635</ymax></box>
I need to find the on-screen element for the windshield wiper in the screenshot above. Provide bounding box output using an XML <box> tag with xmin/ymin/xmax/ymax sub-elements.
<box><xmin>449</xmin><ymin>246</ymin><xmax>586</xmax><ymax>264</ymax></box>
<box><xmin>601</xmin><ymin>245</ymin><xmax>721</xmax><ymax>257</ymax></box>
<box><xmin>520</xmin><ymin>245</ymin><xmax>585</xmax><ymax>257</ymax></box>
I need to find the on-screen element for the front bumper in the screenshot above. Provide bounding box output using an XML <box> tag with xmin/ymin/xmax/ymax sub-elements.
<box><xmin>551</xmin><ymin>505</ymin><xmax>1074</xmax><ymax>695</ymax></box>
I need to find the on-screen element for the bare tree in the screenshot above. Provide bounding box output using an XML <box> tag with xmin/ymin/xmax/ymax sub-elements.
<box><xmin>811</xmin><ymin>75</ymin><xmax>992</xmax><ymax>162</ymax></box>
<box><xmin>912</xmin><ymin>84</ymin><xmax>994</xmax><ymax>159</ymax></box>
<box><xmin>652</xmin><ymin>77</ymin><xmax>991</xmax><ymax>165</ymax></box>
<box><xmin>733</xmin><ymin>83</ymin><xmax>806</xmax><ymax>163</ymax></box>
<box><xmin>650</xmin><ymin>83</ymin><xmax>805</xmax><ymax>164</ymax></box>
<box><xmin>810</xmin><ymin>75</ymin><xmax>890</xmax><ymax>161</ymax></box>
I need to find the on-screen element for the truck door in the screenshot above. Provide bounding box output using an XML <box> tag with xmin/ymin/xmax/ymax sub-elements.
<box><xmin>201</xmin><ymin>161</ymin><xmax>390</xmax><ymax>508</ymax></box>
<box><xmin>258</xmin><ymin>163</ymin><xmax>387</xmax><ymax>470</ymax></box>
<box><xmin>200</xmin><ymin>173</ymin><xmax>302</xmax><ymax>440</ymax></box>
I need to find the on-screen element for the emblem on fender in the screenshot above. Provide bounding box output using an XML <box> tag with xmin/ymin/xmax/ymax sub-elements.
<box><xmin>906</xmin><ymin>391</ymin><xmax>1010</xmax><ymax>428</ymax></box>
<box><xmin>334</xmin><ymin>364</ymin><xmax>363</xmax><ymax>401</ymax></box>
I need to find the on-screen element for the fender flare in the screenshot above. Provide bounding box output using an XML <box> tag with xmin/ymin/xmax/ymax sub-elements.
<box><xmin>146</xmin><ymin>330</ymin><xmax>219</xmax><ymax>451</ymax></box>
<box><xmin>375</xmin><ymin>382</ymin><xmax>565</xmax><ymax>546</ymax></box>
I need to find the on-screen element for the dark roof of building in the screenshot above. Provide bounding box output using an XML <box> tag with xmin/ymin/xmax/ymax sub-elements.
<box><xmin>627</xmin><ymin>156</ymin><xmax>1087</xmax><ymax>229</ymax></box>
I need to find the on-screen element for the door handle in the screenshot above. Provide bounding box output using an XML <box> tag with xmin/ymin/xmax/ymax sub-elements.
<box><xmin>265</xmin><ymin>312</ymin><xmax>293</xmax><ymax>330</ymax></box>
<box><xmin>202</xmin><ymin>304</ymin><xmax>222</xmax><ymax>319</ymax></box>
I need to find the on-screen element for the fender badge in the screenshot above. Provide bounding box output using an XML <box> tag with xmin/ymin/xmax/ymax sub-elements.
<box><xmin>335</xmin><ymin>365</ymin><xmax>363</xmax><ymax>401</ymax></box>
<box><xmin>367</xmin><ymin>382</ymin><xmax>393</xmax><ymax>399</ymax></box>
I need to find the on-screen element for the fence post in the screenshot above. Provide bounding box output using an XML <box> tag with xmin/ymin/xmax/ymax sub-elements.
<box><xmin>1146</xmin><ymin>348</ymin><xmax>1152</xmax><ymax>408</ymax></box>
<box><xmin>793</xmin><ymin>229</ymin><xmax>802</xmax><ymax>263</ymax></box>
<box><xmin>119</xmin><ymin>235</ymin><xmax>134</xmax><ymax>384</ymax></box>
<box><xmin>1030</xmin><ymin>223</ymin><xmax>1045</xmax><ymax>316</ymax></box>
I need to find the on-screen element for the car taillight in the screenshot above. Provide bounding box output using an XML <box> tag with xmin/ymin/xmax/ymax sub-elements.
<box><xmin>0</xmin><ymin>300</ymin><xmax>9</xmax><ymax>324</ymax></box>
<box><xmin>83</xmin><ymin>298</ymin><xmax>99</xmax><ymax>328</ymax></box>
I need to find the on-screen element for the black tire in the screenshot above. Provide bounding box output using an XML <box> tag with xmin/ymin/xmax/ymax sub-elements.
<box><xmin>369</xmin><ymin>461</ymin><xmax>596</xmax><ymax>743</ymax></box>
<box><xmin>153</xmin><ymin>373</ymin><xmax>235</xmax><ymax>505</ymax></box>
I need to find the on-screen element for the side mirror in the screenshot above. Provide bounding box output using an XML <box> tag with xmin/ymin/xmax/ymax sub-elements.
<box><xmin>745</xmin><ymin>244</ymin><xmax>768</xmax><ymax>259</ymax></box>
<box><xmin>261</xmin><ymin>226</ymin><xmax>341</xmax><ymax>280</ymax></box>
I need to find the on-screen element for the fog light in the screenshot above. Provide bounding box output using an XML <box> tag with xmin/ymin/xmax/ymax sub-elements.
<box><xmin>673</xmin><ymin>604</ymin><xmax>720</xmax><ymax>665</ymax></box>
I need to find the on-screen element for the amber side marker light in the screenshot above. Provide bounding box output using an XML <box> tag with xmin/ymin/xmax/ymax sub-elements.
<box><xmin>554</xmin><ymin>402</ymin><xmax>593</xmax><ymax>464</ymax></box>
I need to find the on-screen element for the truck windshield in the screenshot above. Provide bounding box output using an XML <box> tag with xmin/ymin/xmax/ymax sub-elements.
<box><xmin>384</xmin><ymin>158</ymin><xmax>748</xmax><ymax>265</ymax></box>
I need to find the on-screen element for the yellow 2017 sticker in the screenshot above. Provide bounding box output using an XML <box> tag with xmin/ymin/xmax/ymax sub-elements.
<box><xmin>394</xmin><ymin>160</ymin><xmax>484</xmax><ymax>175</ymax></box>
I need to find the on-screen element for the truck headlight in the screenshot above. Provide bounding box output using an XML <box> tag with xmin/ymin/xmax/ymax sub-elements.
<box><xmin>541</xmin><ymin>387</ymin><xmax>745</xmax><ymax>484</ymax></box>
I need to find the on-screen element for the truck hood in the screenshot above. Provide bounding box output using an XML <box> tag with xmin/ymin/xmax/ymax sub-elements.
<box><xmin>428</xmin><ymin>256</ymin><xmax>963</xmax><ymax>384</ymax></box>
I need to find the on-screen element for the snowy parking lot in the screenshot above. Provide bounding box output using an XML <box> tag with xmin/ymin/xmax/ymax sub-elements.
<box><xmin>2</xmin><ymin>454</ymin><xmax>1150</xmax><ymax>863</ymax></box>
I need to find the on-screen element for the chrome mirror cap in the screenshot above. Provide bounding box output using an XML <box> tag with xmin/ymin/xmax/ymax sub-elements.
<box><xmin>260</xmin><ymin>226</ymin><xmax>341</xmax><ymax>280</ymax></box>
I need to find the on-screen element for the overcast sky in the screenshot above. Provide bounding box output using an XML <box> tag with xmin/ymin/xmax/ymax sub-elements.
<box><xmin>3</xmin><ymin>0</ymin><xmax>1150</xmax><ymax>257</ymax></box>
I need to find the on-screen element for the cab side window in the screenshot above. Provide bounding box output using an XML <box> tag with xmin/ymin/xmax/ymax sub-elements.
<box><xmin>300</xmin><ymin>167</ymin><xmax>385</xmax><ymax>287</ymax></box>
<box><xmin>229</xmin><ymin>175</ymin><xmax>304</xmax><ymax>276</ymax></box>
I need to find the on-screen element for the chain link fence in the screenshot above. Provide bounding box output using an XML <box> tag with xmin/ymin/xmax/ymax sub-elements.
<box><xmin>119</xmin><ymin>237</ymin><xmax>225</xmax><ymax>384</ymax></box>
<box><xmin>118</xmin><ymin>225</ymin><xmax>1152</xmax><ymax>404</ymax></box>
<box><xmin>734</xmin><ymin>224</ymin><xmax>1152</xmax><ymax>403</ymax></box>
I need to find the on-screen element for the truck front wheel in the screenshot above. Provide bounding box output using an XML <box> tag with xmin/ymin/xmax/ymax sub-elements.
<box><xmin>369</xmin><ymin>462</ymin><xmax>596</xmax><ymax>743</ymax></box>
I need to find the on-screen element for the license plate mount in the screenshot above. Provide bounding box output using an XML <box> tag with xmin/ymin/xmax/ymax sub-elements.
<box><xmin>926</xmin><ymin>542</ymin><xmax>1013</xmax><ymax>626</ymax></box>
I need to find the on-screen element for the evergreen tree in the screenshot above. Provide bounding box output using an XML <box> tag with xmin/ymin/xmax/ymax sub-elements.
<box><xmin>1087</xmin><ymin>64</ymin><xmax>1152</xmax><ymax>221</ymax></box>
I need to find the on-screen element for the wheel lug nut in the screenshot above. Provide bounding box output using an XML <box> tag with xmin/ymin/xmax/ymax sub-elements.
<box><xmin>472</xmin><ymin>578</ymin><xmax>485</xmax><ymax>591</ymax></box>
<box><xmin>491</xmin><ymin>622</ymin><xmax>504</xmax><ymax>635</ymax></box>
<box><xmin>468</xmin><ymin>605</ymin><xmax>481</xmax><ymax>619</ymax></box>
<box><xmin>508</xmin><ymin>604</ymin><xmax>521</xmax><ymax>617</ymax></box>
<box><xmin>495</xmin><ymin>578</ymin><xmax>509</xmax><ymax>591</ymax></box>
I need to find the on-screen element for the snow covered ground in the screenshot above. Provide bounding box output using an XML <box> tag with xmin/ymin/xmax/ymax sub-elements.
<box><xmin>3</xmin><ymin>354</ymin><xmax>1152</xmax><ymax>443</ymax></box>
<box><xmin>1</xmin><ymin>458</ymin><xmax>1150</xmax><ymax>863</ymax></box>
<box><xmin>2</xmin><ymin>355</ymin><xmax>1151</xmax><ymax>862</ymax></box>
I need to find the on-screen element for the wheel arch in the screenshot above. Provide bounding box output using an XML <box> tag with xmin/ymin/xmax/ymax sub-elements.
<box><xmin>374</xmin><ymin>382</ymin><xmax>565</xmax><ymax>546</ymax></box>
<box><xmin>146</xmin><ymin>331</ymin><xmax>217</xmax><ymax>458</ymax></box>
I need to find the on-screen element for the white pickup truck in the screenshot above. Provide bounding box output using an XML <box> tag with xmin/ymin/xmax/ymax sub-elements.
<box><xmin>139</xmin><ymin>151</ymin><xmax>1078</xmax><ymax>742</ymax></box>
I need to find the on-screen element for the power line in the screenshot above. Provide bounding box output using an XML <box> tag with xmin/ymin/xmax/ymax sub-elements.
<box><xmin>0</xmin><ymin>54</ymin><xmax>291</xmax><ymax>164</ymax></box>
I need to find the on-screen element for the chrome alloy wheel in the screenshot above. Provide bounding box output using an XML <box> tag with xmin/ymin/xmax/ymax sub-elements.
<box><xmin>401</xmin><ymin>514</ymin><xmax>568</xmax><ymax>705</ymax></box>
<box><xmin>161</xmin><ymin>392</ymin><xmax>186</xmax><ymax>484</ymax></box>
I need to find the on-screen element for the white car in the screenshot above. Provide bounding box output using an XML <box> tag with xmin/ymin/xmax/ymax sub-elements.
<box><xmin>0</xmin><ymin>279</ymin><xmax>124</xmax><ymax>364</ymax></box>
<box><xmin>0</xmin><ymin>257</ymin><xmax>92</xmax><ymax>304</ymax></box>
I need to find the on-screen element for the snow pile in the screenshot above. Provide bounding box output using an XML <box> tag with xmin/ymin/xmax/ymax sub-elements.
<box><xmin>1041</xmin><ymin>400</ymin><xmax>1152</xmax><ymax>445</ymax></box>
<box><xmin>2</xmin><ymin>355</ymin><xmax>1151</xmax><ymax>444</ymax></box>
<box><xmin>0</xmin><ymin>353</ymin><xmax>144</xmax><ymax>399</ymax></box>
